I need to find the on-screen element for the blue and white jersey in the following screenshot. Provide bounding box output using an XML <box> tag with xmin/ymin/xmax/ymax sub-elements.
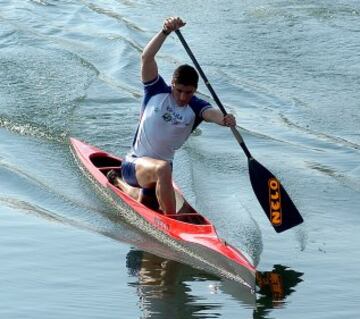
<box><xmin>130</xmin><ymin>75</ymin><xmax>212</xmax><ymax>161</ymax></box>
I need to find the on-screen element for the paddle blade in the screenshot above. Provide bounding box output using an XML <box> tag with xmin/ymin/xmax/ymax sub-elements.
<box><xmin>248</xmin><ymin>159</ymin><xmax>303</xmax><ymax>233</ymax></box>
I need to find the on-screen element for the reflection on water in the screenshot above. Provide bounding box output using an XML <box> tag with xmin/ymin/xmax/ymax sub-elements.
<box><xmin>126</xmin><ymin>250</ymin><xmax>222</xmax><ymax>319</ymax></box>
<box><xmin>254</xmin><ymin>265</ymin><xmax>304</xmax><ymax>318</ymax></box>
<box><xmin>126</xmin><ymin>250</ymin><xmax>303</xmax><ymax>319</ymax></box>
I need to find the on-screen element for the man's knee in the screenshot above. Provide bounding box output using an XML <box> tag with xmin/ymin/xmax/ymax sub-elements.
<box><xmin>154</xmin><ymin>160</ymin><xmax>172</xmax><ymax>179</ymax></box>
<box><xmin>135</xmin><ymin>158</ymin><xmax>171</xmax><ymax>186</ymax></box>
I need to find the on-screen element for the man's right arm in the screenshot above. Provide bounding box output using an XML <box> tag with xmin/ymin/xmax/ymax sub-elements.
<box><xmin>141</xmin><ymin>30</ymin><xmax>168</xmax><ymax>83</ymax></box>
<box><xmin>141</xmin><ymin>17</ymin><xmax>186</xmax><ymax>83</ymax></box>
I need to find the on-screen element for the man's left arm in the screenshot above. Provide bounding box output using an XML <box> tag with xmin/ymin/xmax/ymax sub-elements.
<box><xmin>202</xmin><ymin>108</ymin><xmax>236</xmax><ymax>127</ymax></box>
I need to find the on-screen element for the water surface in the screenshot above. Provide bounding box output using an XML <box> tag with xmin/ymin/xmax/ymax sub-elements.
<box><xmin>1</xmin><ymin>0</ymin><xmax>359</xmax><ymax>318</ymax></box>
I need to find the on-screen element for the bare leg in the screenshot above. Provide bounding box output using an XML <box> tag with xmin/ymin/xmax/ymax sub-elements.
<box><xmin>134</xmin><ymin>157</ymin><xmax>176</xmax><ymax>214</ymax></box>
<box><xmin>112</xmin><ymin>176</ymin><xmax>141</xmax><ymax>201</ymax></box>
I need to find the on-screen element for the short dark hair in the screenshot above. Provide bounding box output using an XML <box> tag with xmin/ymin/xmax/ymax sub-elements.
<box><xmin>172</xmin><ymin>64</ymin><xmax>199</xmax><ymax>88</ymax></box>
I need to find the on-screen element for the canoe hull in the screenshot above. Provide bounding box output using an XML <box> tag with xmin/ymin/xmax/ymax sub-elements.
<box><xmin>70</xmin><ymin>137</ymin><xmax>256</xmax><ymax>292</ymax></box>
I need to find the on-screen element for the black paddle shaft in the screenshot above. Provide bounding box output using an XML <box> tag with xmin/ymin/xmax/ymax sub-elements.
<box><xmin>175</xmin><ymin>29</ymin><xmax>304</xmax><ymax>232</ymax></box>
<box><xmin>175</xmin><ymin>30</ymin><xmax>253</xmax><ymax>160</ymax></box>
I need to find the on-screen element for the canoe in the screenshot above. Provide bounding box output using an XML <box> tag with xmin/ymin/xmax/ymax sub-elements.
<box><xmin>70</xmin><ymin>137</ymin><xmax>256</xmax><ymax>291</ymax></box>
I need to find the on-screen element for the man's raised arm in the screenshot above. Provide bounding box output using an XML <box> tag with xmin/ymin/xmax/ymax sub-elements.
<box><xmin>141</xmin><ymin>17</ymin><xmax>186</xmax><ymax>83</ymax></box>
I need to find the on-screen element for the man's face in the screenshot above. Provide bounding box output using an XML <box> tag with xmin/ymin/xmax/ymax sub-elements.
<box><xmin>171</xmin><ymin>82</ymin><xmax>196</xmax><ymax>106</ymax></box>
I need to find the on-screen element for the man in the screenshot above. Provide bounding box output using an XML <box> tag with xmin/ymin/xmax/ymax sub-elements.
<box><xmin>109</xmin><ymin>17</ymin><xmax>236</xmax><ymax>214</ymax></box>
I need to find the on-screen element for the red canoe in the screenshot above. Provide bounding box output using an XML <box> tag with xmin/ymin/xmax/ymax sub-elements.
<box><xmin>70</xmin><ymin>137</ymin><xmax>256</xmax><ymax>291</ymax></box>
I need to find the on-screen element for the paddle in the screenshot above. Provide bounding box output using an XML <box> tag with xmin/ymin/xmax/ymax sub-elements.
<box><xmin>175</xmin><ymin>30</ymin><xmax>303</xmax><ymax>232</ymax></box>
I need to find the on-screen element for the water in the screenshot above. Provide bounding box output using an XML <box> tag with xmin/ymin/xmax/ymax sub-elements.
<box><xmin>0</xmin><ymin>0</ymin><xmax>359</xmax><ymax>318</ymax></box>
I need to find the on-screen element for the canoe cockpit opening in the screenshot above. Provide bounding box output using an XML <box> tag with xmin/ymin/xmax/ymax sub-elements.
<box><xmin>90</xmin><ymin>153</ymin><xmax>121</xmax><ymax>168</ymax></box>
<box><xmin>166</xmin><ymin>213</ymin><xmax>209</xmax><ymax>225</ymax></box>
<box><xmin>88</xmin><ymin>153</ymin><xmax>207</xmax><ymax>225</ymax></box>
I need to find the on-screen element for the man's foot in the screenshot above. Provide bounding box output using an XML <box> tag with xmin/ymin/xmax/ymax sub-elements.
<box><xmin>107</xmin><ymin>169</ymin><xmax>141</xmax><ymax>201</ymax></box>
<box><xmin>107</xmin><ymin>169</ymin><xmax>120</xmax><ymax>185</ymax></box>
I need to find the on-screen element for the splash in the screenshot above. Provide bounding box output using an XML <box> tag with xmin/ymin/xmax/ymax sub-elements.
<box><xmin>0</xmin><ymin>116</ymin><xmax>68</xmax><ymax>143</ymax></box>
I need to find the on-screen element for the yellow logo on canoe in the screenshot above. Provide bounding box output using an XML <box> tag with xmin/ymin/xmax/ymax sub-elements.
<box><xmin>268</xmin><ymin>178</ymin><xmax>282</xmax><ymax>226</ymax></box>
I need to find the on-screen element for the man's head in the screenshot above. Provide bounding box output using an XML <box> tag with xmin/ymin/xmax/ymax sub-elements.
<box><xmin>171</xmin><ymin>64</ymin><xmax>198</xmax><ymax>106</ymax></box>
